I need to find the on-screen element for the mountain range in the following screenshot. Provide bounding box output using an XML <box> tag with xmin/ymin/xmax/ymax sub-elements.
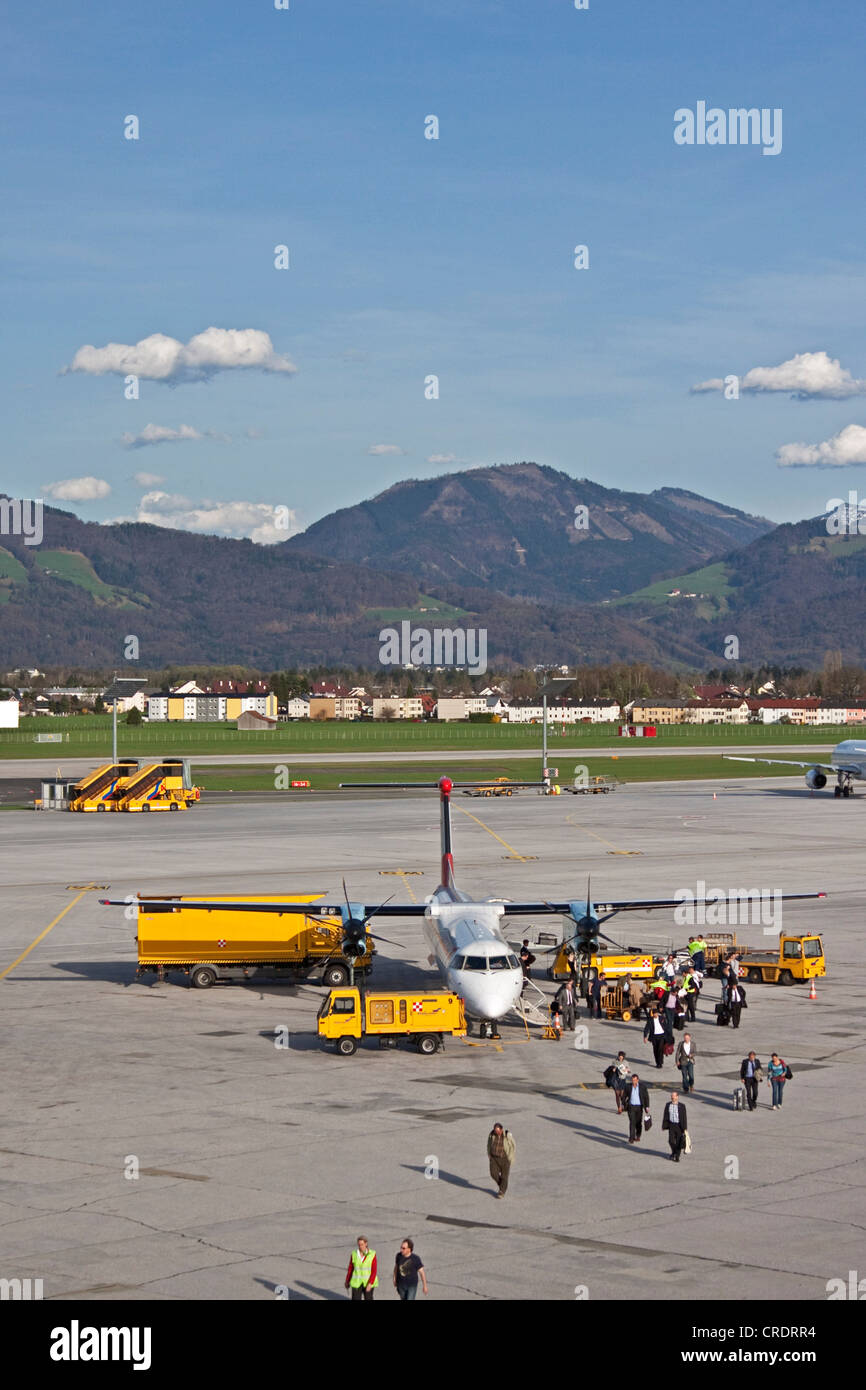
<box><xmin>0</xmin><ymin>464</ymin><xmax>862</xmax><ymax>671</ymax></box>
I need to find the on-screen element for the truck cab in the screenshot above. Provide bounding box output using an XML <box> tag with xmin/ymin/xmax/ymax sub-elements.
<box><xmin>318</xmin><ymin>987</ymin><xmax>466</xmax><ymax>1056</ymax></box>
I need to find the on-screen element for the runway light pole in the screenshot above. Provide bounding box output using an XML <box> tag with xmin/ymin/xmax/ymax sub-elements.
<box><xmin>537</xmin><ymin>675</ymin><xmax>575</xmax><ymax>794</ymax></box>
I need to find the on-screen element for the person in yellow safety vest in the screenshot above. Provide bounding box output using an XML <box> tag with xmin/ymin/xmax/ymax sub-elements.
<box><xmin>681</xmin><ymin>968</ymin><xmax>699</xmax><ymax>1023</ymax></box>
<box><xmin>689</xmin><ymin>936</ymin><xmax>708</xmax><ymax>973</ymax></box>
<box><xmin>345</xmin><ymin>1236</ymin><xmax>379</xmax><ymax>1301</ymax></box>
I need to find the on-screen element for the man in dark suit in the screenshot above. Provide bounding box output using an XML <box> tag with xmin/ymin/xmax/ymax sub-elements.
<box><xmin>587</xmin><ymin>972</ymin><xmax>604</xmax><ymax>1019</ymax></box>
<box><xmin>661</xmin><ymin>1091</ymin><xmax>688</xmax><ymax>1161</ymax></box>
<box><xmin>740</xmin><ymin>1051</ymin><xmax>762</xmax><ymax>1110</ymax></box>
<box><xmin>555</xmin><ymin>978</ymin><xmax>577</xmax><ymax>1031</ymax></box>
<box><xmin>626</xmin><ymin>1073</ymin><xmax>650</xmax><ymax>1144</ymax></box>
<box><xmin>643</xmin><ymin>1007</ymin><xmax>672</xmax><ymax>1068</ymax></box>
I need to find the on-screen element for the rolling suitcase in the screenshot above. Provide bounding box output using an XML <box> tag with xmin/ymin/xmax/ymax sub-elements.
<box><xmin>715</xmin><ymin>1005</ymin><xmax>730</xmax><ymax>1027</ymax></box>
<box><xmin>733</xmin><ymin>1087</ymin><xmax>745</xmax><ymax>1110</ymax></box>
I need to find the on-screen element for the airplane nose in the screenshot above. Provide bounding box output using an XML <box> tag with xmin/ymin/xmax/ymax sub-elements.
<box><xmin>456</xmin><ymin>972</ymin><xmax>523</xmax><ymax>1020</ymax></box>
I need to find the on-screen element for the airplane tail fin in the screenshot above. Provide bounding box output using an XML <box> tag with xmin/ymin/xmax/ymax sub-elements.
<box><xmin>339</xmin><ymin>777</ymin><xmax>543</xmax><ymax>891</ymax></box>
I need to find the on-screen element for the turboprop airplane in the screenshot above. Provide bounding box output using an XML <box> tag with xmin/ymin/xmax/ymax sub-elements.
<box><xmin>101</xmin><ymin>776</ymin><xmax>826</xmax><ymax>1029</ymax></box>
<box><xmin>724</xmin><ymin>740</ymin><xmax>866</xmax><ymax>798</ymax></box>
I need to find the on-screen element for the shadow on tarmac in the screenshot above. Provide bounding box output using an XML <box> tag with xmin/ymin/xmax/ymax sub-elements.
<box><xmin>401</xmin><ymin>1163</ymin><xmax>490</xmax><ymax>1193</ymax></box>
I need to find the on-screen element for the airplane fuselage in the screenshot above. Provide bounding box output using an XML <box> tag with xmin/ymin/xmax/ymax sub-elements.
<box><xmin>422</xmin><ymin>886</ymin><xmax>524</xmax><ymax>1021</ymax></box>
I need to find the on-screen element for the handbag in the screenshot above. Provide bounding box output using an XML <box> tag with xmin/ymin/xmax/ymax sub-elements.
<box><xmin>683</xmin><ymin>1131</ymin><xmax>692</xmax><ymax>1154</ymax></box>
<box><xmin>663</xmin><ymin>1042</ymin><xmax>674</xmax><ymax>1055</ymax></box>
<box><xmin>644</xmin><ymin>1111</ymin><xmax>652</xmax><ymax>1130</ymax></box>
<box><xmin>784</xmin><ymin>1065</ymin><xmax>793</xmax><ymax>1080</ymax></box>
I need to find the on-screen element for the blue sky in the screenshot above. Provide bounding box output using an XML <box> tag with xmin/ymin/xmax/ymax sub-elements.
<box><xmin>3</xmin><ymin>0</ymin><xmax>865</xmax><ymax>540</ymax></box>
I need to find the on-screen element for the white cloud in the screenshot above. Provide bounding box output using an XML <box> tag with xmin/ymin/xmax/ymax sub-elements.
<box><xmin>427</xmin><ymin>453</ymin><xmax>458</xmax><ymax>465</ymax></box>
<box><xmin>42</xmin><ymin>476</ymin><xmax>111</xmax><ymax>501</ymax></box>
<box><xmin>132</xmin><ymin>471</ymin><xmax>165</xmax><ymax>487</ymax></box>
<box><xmin>777</xmin><ymin>423</ymin><xmax>866</xmax><ymax>469</ymax></box>
<box><xmin>692</xmin><ymin>350</ymin><xmax>866</xmax><ymax>399</ymax></box>
<box><xmin>122</xmin><ymin>423</ymin><xmax>200</xmax><ymax>449</ymax></box>
<box><xmin>62</xmin><ymin>326</ymin><xmax>296</xmax><ymax>384</ymax></box>
<box><xmin>132</xmin><ymin>490</ymin><xmax>297</xmax><ymax>544</ymax></box>
<box><xmin>366</xmin><ymin>444</ymin><xmax>406</xmax><ymax>456</ymax></box>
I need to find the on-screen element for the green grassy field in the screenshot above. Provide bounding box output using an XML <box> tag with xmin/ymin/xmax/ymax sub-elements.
<box><xmin>611</xmin><ymin>561</ymin><xmax>732</xmax><ymax>609</ymax></box>
<box><xmin>364</xmin><ymin>593</ymin><xmax>470</xmax><ymax>623</ymax></box>
<box><xmin>196</xmin><ymin>753</ymin><xmax>826</xmax><ymax>793</ymax></box>
<box><xmin>0</xmin><ymin>716</ymin><xmax>857</xmax><ymax>760</ymax></box>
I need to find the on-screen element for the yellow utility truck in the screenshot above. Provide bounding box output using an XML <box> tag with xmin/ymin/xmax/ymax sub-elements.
<box><xmin>134</xmin><ymin>894</ymin><xmax>374</xmax><ymax>988</ymax></box>
<box><xmin>318</xmin><ymin>987</ymin><xmax>466</xmax><ymax>1055</ymax></box>
<box><xmin>712</xmin><ymin>932</ymin><xmax>826</xmax><ymax>985</ymax></box>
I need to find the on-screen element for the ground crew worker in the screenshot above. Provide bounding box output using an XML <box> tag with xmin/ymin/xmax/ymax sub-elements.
<box><xmin>681</xmin><ymin>968</ymin><xmax>699</xmax><ymax>1022</ymax></box>
<box><xmin>345</xmin><ymin>1236</ymin><xmax>378</xmax><ymax>1300</ymax></box>
<box><xmin>690</xmin><ymin>935</ymin><xmax>707</xmax><ymax>973</ymax></box>
<box><xmin>487</xmin><ymin>1122</ymin><xmax>515</xmax><ymax>1198</ymax></box>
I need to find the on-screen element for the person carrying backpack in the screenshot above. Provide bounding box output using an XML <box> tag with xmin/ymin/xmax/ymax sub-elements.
<box><xmin>767</xmin><ymin>1053</ymin><xmax>790</xmax><ymax>1109</ymax></box>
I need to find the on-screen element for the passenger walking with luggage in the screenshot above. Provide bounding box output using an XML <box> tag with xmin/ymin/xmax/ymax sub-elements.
<box><xmin>605</xmin><ymin>1050</ymin><xmax>631</xmax><ymax>1113</ymax></box>
<box><xmin>487</xmin><ymin>1122</ymin><xmax>516</xmax><ymax>1197</ymax></box>
<box><xmin>728</xmin><ymin>980</ymin><xmax>746</xmax><ymax>1029</ymax></box>
<box><xmin>626</xmin><ymin>1074</ymin><xmax>651</xmax><ymax>1144</ymax></box>
<box><xmin>675</xmin><ymin>1033</ymin><xmax>696</xmax><ymax>1093</ymax></box>
<box><xmin>662</xmin><ymin>1091</ymin><xmax>688</xmax><ymax>1162</ymax></box>
<box><xmin>740</xmin><ymin>1051</ymin><xmax>762</xmax><ymax>1111</ymax></box>
<box><xmin>644</xmin><ymin>1007</ymin><xmax>671</xmax><ymax>1068</ymax></box>
<box><xmin>767</xmin><ymin>1054</ymin><xmax>789</xmax><ymax>1110</ymax></box>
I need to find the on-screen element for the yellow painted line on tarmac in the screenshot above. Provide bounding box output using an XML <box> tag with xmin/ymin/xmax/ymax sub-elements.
<box><xmin>0</xmin><ymin>885</ymin><xmax>94</xmax><ymax>980</ymax></box>
<box><xmin>379</xmin><ymin>870</ymin><xmax>421</xmax><ymax>903</ymax></box>
<box><xmin>565</xmin><ymin>812</ymin><xmax>639</xmax><ymax>856</ymax></box>
<box><xmin>454</xmin><ymin>806</ymin><xmax>532</xmax><ymax>861</ymax></box>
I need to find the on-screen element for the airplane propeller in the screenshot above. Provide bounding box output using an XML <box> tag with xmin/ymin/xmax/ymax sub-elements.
<box><xmin>339</xmin><ymin>878</ymin><xmax>405</xmax><ymax>952</ymax></box>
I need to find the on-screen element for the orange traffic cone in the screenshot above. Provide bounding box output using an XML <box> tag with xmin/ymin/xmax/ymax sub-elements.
<box><xmin>809</xmin><ymin>978</ymin><xmax>817</xmax><ymax>1000</ymax></box>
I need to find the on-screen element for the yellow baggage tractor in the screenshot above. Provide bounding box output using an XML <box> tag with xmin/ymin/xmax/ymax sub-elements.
<box><xmin>318</xmin><ymin>987</ymin><xmax>466</xmax><ymax>1055</ymax></box>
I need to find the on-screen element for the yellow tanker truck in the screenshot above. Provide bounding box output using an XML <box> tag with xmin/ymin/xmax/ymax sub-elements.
<box><xmin>131</xmin><ymin>893</ymin><xmax>374</xmax><ymax>988</ymax></box>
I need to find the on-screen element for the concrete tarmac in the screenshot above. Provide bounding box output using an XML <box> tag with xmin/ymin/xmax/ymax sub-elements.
<box><xmin>1</xmin><ymin>779</ymin><xmax>863</xmax><ymax>1301</ymax></box>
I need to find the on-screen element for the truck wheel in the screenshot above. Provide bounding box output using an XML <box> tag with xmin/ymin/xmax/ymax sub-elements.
<box><xmin>337</xmin><ymin>1036</ymin><xmax>357</xmax><ymax>1056</ymax></box>
<box><xmin>417</xmin><ymin>1034</ymin><xmax>438</xmax><ymax>1055</ymax></box>
<box><xmin>323</xmin><ymin>963</ymin><xmax>349</xmax><ymax>987</ymax></box>
<box><xmin>169</xmin><ymin>802</ymin><xmax>179</xmax><ymax>811</ymax></box>
<box><xmin>747</xmin><ymin>967</ymin><xmax>762</xmax><ymax>984</ymax></box>
<box><xmin>96</xmin><ymin>803</ymin><xmax>106</xmax><ymax>811</ymax></box>
<box><xmin>779</xmin><ymin>970</ymin><xmax>794</xmax><ymax>986</ymax></box>
<box><xmin>191</xmin><ymin>966</ymin><xmax>217</xmax><ymax>989</ymax></box>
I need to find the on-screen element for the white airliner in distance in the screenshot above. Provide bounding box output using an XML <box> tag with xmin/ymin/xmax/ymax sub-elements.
<box><xmin>725</xmin><ymin>740</ymin><xmax>866</xmax><ymax>798</ymax></box>
<box><xmin>102</xmin><ymin>776</ymin><xmax>827</xmax><ymax>1029</ymax></box>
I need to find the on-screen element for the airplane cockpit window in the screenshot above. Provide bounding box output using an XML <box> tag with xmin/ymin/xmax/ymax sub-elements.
<box><xmin>506</xmin><ymin>953</ymin><xmax>521</xmax><ymax>969</ymax></box>
<box><xmin>450</xmin><ymin>955</ymin><xmax>465</xmax><ymax>971</ymax></box>
<box><xmin>462</xmin><ymin>956</ymin><xmax>488</xmax><ymax>970</ymax></box>
<box><xmin>488</xmin><ymin>955</ymin><xmax>510</xmax><ymax>971</ymax></box>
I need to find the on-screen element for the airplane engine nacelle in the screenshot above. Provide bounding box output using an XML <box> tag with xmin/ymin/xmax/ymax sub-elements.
<box><xmin>805</xmin><ymin>769</ymin><xmax>827</xmax><ymax>790</ymax></box>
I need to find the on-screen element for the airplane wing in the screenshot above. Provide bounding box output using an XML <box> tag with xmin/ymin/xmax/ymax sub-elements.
<box><xmin>723</xmin><ymin>755</ymin><xmax>861</xmax><ymax>774</ymax></box>
<box><xmin>100</xmin><ymin>897</ymin><xmax>427</xmax><ymax>917</ymax></box>
<box><xmin>499</xmin><ymin>893</ymin><xmax>826</xmax><ymax>920</ymax></box>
